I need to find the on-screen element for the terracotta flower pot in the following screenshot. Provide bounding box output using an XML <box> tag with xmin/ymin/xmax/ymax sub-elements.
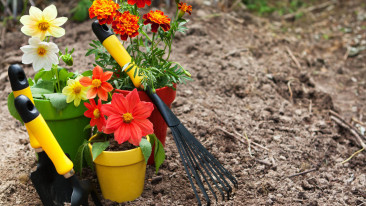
<box><xmin>115</xmin><ymin>85</ymin><xmax>176</xmax><ymax>164</ymax></box>
<box><xmin>34</xmin><ymin>99</ymin><xmax>90</xmax><ymax>162</ymax></box>
<box><xmin>88</xmin><ymin>135</ymin><xmax>148</xmax><ymax>203</ymax></box>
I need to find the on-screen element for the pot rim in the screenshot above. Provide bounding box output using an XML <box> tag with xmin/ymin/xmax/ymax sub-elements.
<box><xmin>34</xmin><ymin>98</ymin><xmax>87</xmax><ymax>120</ymax></box>
<box><xmin>88</xmin><ymin>134</ymin><xmax>149</xmax><ymax>167</ymax></box>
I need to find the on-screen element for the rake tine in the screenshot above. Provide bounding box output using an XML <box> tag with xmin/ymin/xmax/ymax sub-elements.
<box><xmin>171</xmin><ymin>129</ymin><xmax>203</xmax><ymax>205</ymax></box>
<box><xmin>178</xmin><ymin>129</ymin><xmax>219</xmax><ymax>202</ymax></box>
<box><xmin>172</xmin><ymin>128</ymin><xmax>211</xmax><ymax>205</ymax></box>
<box><xmin>181</xmin><ymin>134</ymin><xmax>229</xmax><ymax>201</ymax></box>
<box><xmin>180</xmin><ymin>125</ymin><xmax>238</xmax><ymax>196</ymax></box>
<box><xmin>181</xmin><ymin>128</ymin><xmax>233</xmax><ymax>200</ymax></box>
<box><xmin>174</xmin><ymin>129</ymin><xmax>212</xmax><ymax>205</ymax></box>
<box><xmin>182</xmin><ymin>124</ymin><xmax>238</xmax><ymax>188</ymax></box>
<box><xmin>178</xmin><ymin>128</ymin><xmax>226</xmax><ymax>201</ymax></box>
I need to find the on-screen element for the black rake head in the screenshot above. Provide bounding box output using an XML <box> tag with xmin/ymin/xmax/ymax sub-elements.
<box><xmin>171</xmin><ymin>124</ymin><xmax>238</xmax><ymax>205</ymax></box>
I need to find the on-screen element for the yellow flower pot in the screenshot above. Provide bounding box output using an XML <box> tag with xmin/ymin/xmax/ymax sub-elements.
<box><xmin>88</xmin><ymin>136</ymin><xmax>147</xmax><ymax>203</ymax></box>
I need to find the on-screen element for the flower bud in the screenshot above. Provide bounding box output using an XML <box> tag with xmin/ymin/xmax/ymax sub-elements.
<box><xmin>61</xmin><ymin>54</ymin><xmax>73</xmax><ymax>66</ymax></box>
<box><xmin>183</xmin><ymin>69</ymin><xmax>191</xmax><ymax>77</ymax></box>
<box><xmin>178</xmin><ymin>10</ymin><xmax>185</xmax><ymax>19</ymax></box>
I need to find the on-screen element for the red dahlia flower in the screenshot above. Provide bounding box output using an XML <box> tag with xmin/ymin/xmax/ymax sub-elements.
<box><xmin>112</xmin><ymin>11</ymin><xmax>140</xmax><ymax>41</ymax></box>
<box><xmin>84</xmin><ymin>99</ymin><xmax>106</xmax><ymax>132</ymax></box>
<box><xmin>102</xmin><ymin>89</ymin><xmax>154</xmax><ymax>146</ymax></box>
<box><xmin>127</xmin><ymin>0</ymin><xmax>151</xmax><ymax>8</ymax></box>
<box><xmin>143</xmin><ymin>10</ymin><xmax>171</xmax><ymax>33</ymax></box>
<box><xmin>89</xmin><ymin>0</ymin><xmax>120</xmax><ymax>25</ymax></box>
<box><xmin>79</xmin><ymin>66</ymin><xmax>113</xmax><ymax>101</ymax></box>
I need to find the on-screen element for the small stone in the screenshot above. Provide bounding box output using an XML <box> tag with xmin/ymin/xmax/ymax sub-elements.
<box><xmin>297</xmin><ymin>191</ymin><xmax>308</xmax><ymax>199</ymax></box>
<box><xmin>18</xmin><ymin>138</ymin><xmax>29</xmax><ymax>145</ymax></box>
<box><xmin>262</xmin><ymin>84</ymin><xmax>272</xmax><ymax>92</ymax></box>
<box><xmin>182</xmin><ymin>105</ymin><xmax>191</xmax><ymax>113</ymax></box>
<box><xmin>153</xmin><ymin>184</ymin><xmax>165</xmax><ymax>194</ymax></box>
<box><xmin>185</xmin><ymin>90</ymin><xmax>193</xmax><ymax>95</ymax></box>
<box><xmin>18</xmin><ymin>174</ymin><xmax>29</xmax><ymax>184</ymax></box>
<box><xmin>279</xmin><ymin>156</ymin><xmax>286</xmax><ymax>160</ymax></box>
<box><xmin>151</xmin><ymin>176</ymin><xmax>163</xmax><ymax>184</ymax></box>
<box><xmin>273</xmin><ymin>135</ymin><xmax>281</xmax><ymax>141</ymax></box>
<box><xmin>168</xmin><ymin>162</ymin><xmax>178</xmax><ymax>171</ymax></box>
<box><xmin>186</xmin><ymin>193</ymin><xmax>195</xmax><ymax>200</ymax></box>
<box><xmin>266</xmin><ymin>129</ymin><xmax>274</xmax><ymax>135</ymax></box>
<box><xmin>301</xmin><ymin>180</ymin><xmax>314</xmax><ymax>190</ymax></box>
<box><xmin>295</xmin><ymin>109</ymin><xmax>302</xmax><ymax>116</ymax></box>
<box><xmin>352</xmin><ymin>106</ymin><xmax>358</xmax><ymax>112</ymax></box>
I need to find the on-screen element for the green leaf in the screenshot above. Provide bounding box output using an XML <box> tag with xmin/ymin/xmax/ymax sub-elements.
<box><xmin>7</xmin><ymin>92</ymin><xmax>23</xmax><ymax>123</ymax></box>
<box><xmin>83</xmin><ymin>142</ymin><xmax>94</xmax><ymax>171</ymax></box>
<box><xmin>39</xmin><ymin>70</ymin><xmax>54</xmax><ymax>81</ymax></box>
<box><xmin>139</xmin><ymin>138</ymin><xmax>152</xmax><ymax>164</ymax></box>
<box><xmin>91</xmin><ymin>141</ymin><xmax>110</xmax><ymax>161</ymax></box>
<box><xmin>84</xmin><ymin>124</ymin><xmax>92</xmax><ymax>131</ymax></box>
<box><xmin>28</xmin><ymin>78</ymin><xmax>34</xmax><ymax>86</ymax></box>
<box><xmin>74</xmin><ymin>140</ymin><xmax>87</xmax><ymax>174</ymax></box>
<box><xmin>85</xmin><ymin>49</ymin><xmax>95</xmax><ymax>57</ymax></box>
<box><xmin>30</xmin><ymin>81</ymin><xmax>54</xmax><ymax>98</ymax></box>
<box><xmin>33</xmin><ymin>79</ymin><xmax>54</xmax><ymax>89</ymax></box>
<box><xmin>71</xmin><ymin>0</ymin><xmax>92</xmax><ymax>22</ymax></box>
<box><xmin>43</xmin><ymin>93</ymin><xmax>68</xmax><ymax>111</ymax></box>
<box><xmin>82</xmin><ymin>70</ymin><xmax>93</xmax><ymax>77</ymax></box>
<box><xmin>148</xmin><ymin>134</ymin><xmax>166</xmax><ymax>173</ymax></box>
<box><xmin>58</xmin><ymin>68</ymin><xmax>73</xmax><ymax>82</ymax></box>
<box><xmin>34</xmin><ymin>70</ymin><xmax>46</xmax><ymax>83</ymax></box>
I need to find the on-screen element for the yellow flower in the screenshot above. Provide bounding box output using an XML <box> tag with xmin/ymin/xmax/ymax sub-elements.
<box><xmin>20</xmin><ymin>5</ymin><xmax>68</xmax><ymax>40</ymax></box>
<box><xmin>62</xmin><ymin>76</ymin><xmax>89</xmax><ymax>107</ymax></box>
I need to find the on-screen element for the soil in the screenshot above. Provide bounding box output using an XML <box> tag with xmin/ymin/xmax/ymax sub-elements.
<box><xmin>1</xmin><ymin>0</ymin><xmax>366</xmax><ymax>205</ymax></box>
<box><xmin>106</xmin><ymin>137</ymin><xmax>137</xmax><ymax>152</ymax></box>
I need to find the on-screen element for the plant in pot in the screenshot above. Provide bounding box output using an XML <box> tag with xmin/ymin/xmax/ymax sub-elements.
<box><xmin>7</xmin><ymin>4</ymin><xmax>92</xmax><ymax>162</ymax></box>
<box><xmin>85</xmin><ymin>0</ymin><xmax>193</xmax><ymax>164</ymax></box>
<box><xmin>74</xmin><ymin>70</ymin><xmax>163</xmax><ymax>202</ymax></box>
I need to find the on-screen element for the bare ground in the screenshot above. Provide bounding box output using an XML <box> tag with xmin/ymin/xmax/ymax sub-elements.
<box><xmin>0</xmin><ymin>0</ymin><xmax>365</xmax><ymax>205</ymax></box>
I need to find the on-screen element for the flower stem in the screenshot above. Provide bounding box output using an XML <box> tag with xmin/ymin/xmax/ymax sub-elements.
<box><xmin>140</xmin><ymin>29</ymin><xmax>152</xmax><ymax>42</ymax></box>
<box><xmin>53</xmin><ymin>65</ymin><xmax>61</xmax><ymax>93</ymax></box>
<box><xmin>130</xmin><ymin>37</ymin><xmax>135</xmax><ymax>58</ymax></box>
<box><xmin>151</xmin><ymin>32</ymin><xmax>156</xmax><ymax>56</ymax></box>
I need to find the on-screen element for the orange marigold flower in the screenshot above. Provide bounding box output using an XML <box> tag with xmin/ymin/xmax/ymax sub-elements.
<box><xmin>89</xmin><ymin>0</ymin><xmax>120</xmax><ymax>25</ymax></box>
<box><xmin>79</xmin><ymin>66</ymin><xmax>113</xmax><ymax>101</ymax></box>
<box><xmin>178</xmin><ymin>2</ymin><xmax>192</xmax><ymax>15</ymax></box>
<box><xmin>127</xmin><ymin>0</ymin><xmax>151</xmax><ymax>8</ymax></box>
<box><xmin>143</xmin><ymin>10</ymin><xmax>170</xmax><ymax>33</ymax></box>
<box><xmin>112</xmin><ymin>11</ymin><xmax>139</xmax><ymax>41</ymax></box>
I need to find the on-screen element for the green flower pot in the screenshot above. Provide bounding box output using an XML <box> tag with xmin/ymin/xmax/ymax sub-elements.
<box><xmin>34</xmin><ymin>99</ymin><xmax>90</xmax><ymax>162</ymax></box>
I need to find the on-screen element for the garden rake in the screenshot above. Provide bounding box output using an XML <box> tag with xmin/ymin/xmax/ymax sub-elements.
<box><xmin>92</xmin><ymin>21</ymin><xmax>238</xmax><ymax>205</ymax></box>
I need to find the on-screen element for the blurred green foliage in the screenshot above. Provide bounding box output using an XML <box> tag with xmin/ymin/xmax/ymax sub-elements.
<box><xmin>71</xmin><ymin>0</ymin><xmax>92</xmax><ymax>22</ymax></box>
<box><xmin>242</xmin><ymin>0</ymin><xmax>315</xmax><ymax>17</ymax></box>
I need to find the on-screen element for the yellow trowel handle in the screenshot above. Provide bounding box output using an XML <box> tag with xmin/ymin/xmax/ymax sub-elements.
<box><xmin>8</xmin><ymin>64</ymin><xmax>41</xmax><ymax>150</ymax></box>
<box><xmin>92</xmin><ymin>21</ymin><xmax>144</xmax><ymax>88</ymax></box>
<box><xmin>14</xmin><ymin>95</ymin><xmax>74</xmax><ymax>176</ymax></box>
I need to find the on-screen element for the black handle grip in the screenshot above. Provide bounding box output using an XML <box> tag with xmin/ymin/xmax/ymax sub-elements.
<box><xmin>92</xmin><ymin>20</ymin><xmax>114</xmax><ymax>43</ymax></box>
<box><xmin>147</xmin><ymin>89</ymin><xmax>181</xmax><ymax>127</ymax></box>
<box><xmin>14</xmin><ymin>95</ymin><xmax>39</xmax><ymax>123</ymax></box>
<box><xmin>8</xmin><ymin>64</ymin><xmax>29</xmax><ymax>91</ymax></box>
